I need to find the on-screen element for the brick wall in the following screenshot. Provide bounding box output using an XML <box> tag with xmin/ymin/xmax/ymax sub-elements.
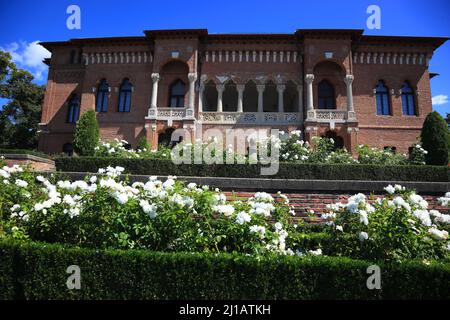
<box><xmin>38</xmin><ymin>29</ymin><xmax>445</xmax><ymax>155</ymax></box>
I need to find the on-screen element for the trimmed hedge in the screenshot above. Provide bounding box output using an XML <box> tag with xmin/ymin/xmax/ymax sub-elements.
<box><xmin>1</xmin><ymin>239</ymin><xmax>449</xmax><ymax>299</ymax></box>
<box><xmin>54</xmin><ymin>157</ymin><xmax>450</xmax><ymax>182</ymax></box>
<box><xmin>0</xmin><ymin>148</ymin><xmax>51</xmax><ymax>159</ymax></box>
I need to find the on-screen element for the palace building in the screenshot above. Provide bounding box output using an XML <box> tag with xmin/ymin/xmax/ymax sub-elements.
<box><xmin>38</xmin><ymin>29</ymin><xmax>447</xmax><ymax>155</ymax></box>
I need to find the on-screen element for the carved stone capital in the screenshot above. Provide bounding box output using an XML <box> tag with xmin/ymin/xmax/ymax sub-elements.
<box><xmin>305</xmin><ymin>74</ymin><xmax>315</xmax><ymax>84</ymax></box>
<box><xmin>256</xmin><ymin>84</ymin><xmax>265</xmax><ymax>93</ymax></box>
<box><xmin>344</xmin><ymin>74</ymin><xmax>354</xmax><ymax>85</ymax></box>
<box><xmin>276</xmin><ymin>84</ymin><xmax>286</xmax><ymax>92</ymax></box>
<box><xmin>151</xmin><ymin>73</ymin><xmax>160</xmax><ymax>82</ymax></box>
<box><xmin>188</xmin><ymin>73</ymin><xmax>198</xmax><ymax>82</ymax></box>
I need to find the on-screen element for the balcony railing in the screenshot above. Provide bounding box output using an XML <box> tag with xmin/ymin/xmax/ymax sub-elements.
<box><xmin>306</xmin><ymin>110</ymin><xmax>357</xmax><ymax>122</ymax></box>
<box><xmin>198</xmin><ymin>112</ymin><xmax>301</xmax><ymax>124</ymax></box>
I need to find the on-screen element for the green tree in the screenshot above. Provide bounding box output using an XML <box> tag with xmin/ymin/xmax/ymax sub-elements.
<box><xmin>0</xmin><ymin>51</ymin><xmax>45</xmax><ymax>149</ymax></box>
<box><xmin>420</xmin><ymin>111</ymin><xmax>450</xmax><ymax>165</ymax></box>
<box><xmin>73</xmin><ymin>110</ymin><xmax>99</xmax><ymax>156</ymax></box>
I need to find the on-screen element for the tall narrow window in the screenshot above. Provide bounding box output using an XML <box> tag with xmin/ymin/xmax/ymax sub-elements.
<box><xmin>168</xmin><ymin>79</ymin><xmax>185</xmax><ymax>108</ymax></box>
<box><xmin>95</xmin><ymin>79</ymin><xmax>109</xmax><ymax>112</ymax></box>
<box><xmin>118</xmin><ymin>79</ymin><xmax>133</xmax><ymax>112</ymax></box>
<box><xmin>67</xmin><ymin>95</ymin><xmax>80</xmax><ymax>123</ymax></box>
<box><xmin>401</xmin><ymin>82</ymin><xmax>416</xmax><ymax>116</ymax></box>
<box><xmin>318</xmin><ymin>80</ymin><xmax>335</xmax><ymax>109</ymax></box>
<box><xmin>375</xmin><ymin>80</ymin><xmax>390</xmax><ymax>115</ymax></box>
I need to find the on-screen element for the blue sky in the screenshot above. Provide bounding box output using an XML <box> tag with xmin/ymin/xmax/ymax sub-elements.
<box><xmin>0</xmin><ymin>0</ymin><xmax>449</xmax><ymax>116</ymax></box>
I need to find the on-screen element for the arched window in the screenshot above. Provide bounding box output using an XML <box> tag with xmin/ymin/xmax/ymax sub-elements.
<box><xmin>318</xmin><ymin>80</ymin><xmax>335</xmax><ymax>109</ymax></box>
<box><xmin>95</xmin><ymin>79</ymin><xmax>109</xmax><ymax>112</ymax></box>
<box><xmin>401</xmin><ymin>82</ymin><xmax>416</xmax><ymax>116</ymax></box>
<box><xmin>168</xmin><ymin>79</ymin><xmax>185</xmax><ymax>108</ymax></box>
<box><xmin>375</xmin><ymin>81</ymin><xmax>390</xmax><ymax>115</ymax></box>
<box><xmin>67</xmin><ymin>95</ymin><xmax>80</xmax><ymax>123</ymax></box>
<box><xmin>118</xmin><ymin>79</ymin><xmax>133</xmax><ymax>112</ymax></box>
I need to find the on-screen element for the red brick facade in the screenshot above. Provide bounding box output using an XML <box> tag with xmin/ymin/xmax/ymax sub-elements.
<box><xmin>38</xmin><ymin>29</ymin><xmax>447</xmax><ymax>155</ymax></box>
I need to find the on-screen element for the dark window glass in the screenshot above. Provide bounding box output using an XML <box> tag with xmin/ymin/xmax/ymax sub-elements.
<box><xmin>401</xmin><ymin>82</ymin><xmax>416</xmax><ymax>115</ymax></box>
<box><xmin>168</xmin><ymin>79</ymin><xmax>185</xmax><ymax>108</ymax></box>
<box><xmin>375</xmin><ymin>81</ymin><xmax>390</xmax><ymax>115</ymax></box>
<box><xmin>118</xmin><ymin>79</ymin><xmax>133</xmax><ymax>112</ymax></box>
<box><xmin>318</xmin><ymin>80</ymin><xmax>335</xmax><ymax>109</ymax></box>
<box><xmin>95</xmin><ymin>79</ymin><xmax>109</xmax><ymax>112</ymax></box>
<box><xmin>67</xmin><ymin>95</ymin><xmax>80</xmax><ymax>123</ymax></box>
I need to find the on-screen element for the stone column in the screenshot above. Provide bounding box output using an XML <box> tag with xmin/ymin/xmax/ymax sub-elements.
<box><xmin>198</xmin><ymin>82</ymin><xmax>205</xmax><ymax>113</ymax></box>
<box><xmin>305</xmin><ymin>74</ymin><xmax>314</xmax><ymax>111</ymax></box>
<box><xmin>256</xmin><ymin>84</ymin><xmax>265</xmax><ymax>113</ymax></box>
<box><xmin>344</xmin><ymin>74</ymin><xmax>354</xmax><ymax>112</ymax></box>
<box><xmin>150</xmin><ymin>73</ymin><xmax>160</xmax><ymax>110</ymax></box>
<box><xmin>236</xmin><ymin>84</ymin><xmax>245</xmax><ymax>112</ymax></box>
<box><xmin>216</xmin><ymin>84</ymin><xmax>225</xmax><ymax>112</ymax></box>
<box><xmin>148</xmin><ymin>73</ymin><xmax>160</xmax><ymax>118</ymax></box>
<box><xmin>188</xmin><ymin>73</ymin><xmax>197</xmax><ymax>110</ymax></box>
<box><xmin>277</xmin><ymin>84</ymin><xmax>286</xmax><ymax>113</ymax></box>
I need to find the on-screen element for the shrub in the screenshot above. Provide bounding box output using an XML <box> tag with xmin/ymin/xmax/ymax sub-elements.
<box><xmin>137</xmin><ymin>136</ymin><xmax>150</xmax><ymax>151</ymax></box>
<box><xmin>421</xmin><ymin>111</ymin><xmax>450</xmax><ymax>165</ymax></box>
<box><xmin>321</xmin><ymin>185</ymin><xmax>450</xmax><ymax>261</ymax></box>
<box><xmin>356</xmin><ymin>144</ymin><xmax>407</xmax><ymax>165</ymax></box>
<box><xmin>0</xmin><ymin>239</ymin><xmax>449</xmax><ymax>299</ymax></box>
<box><xmin>73</xmin><ymin>110</ymin><xmax>99</xmax><ymax>156</ymax></box>
<box><xmin>1</xmin><ymin>165</ymin><xmax>304</xmax><ymax>256</ymax></box>
<box><xmin>54</xmin><ymin>157</ymin><xmax>450</xmax><ymax>182</ymax></box>
<box><xmin>409</xmin><ymin>143</ymin><xmax>428</xmax><ymax>165</ymax></box>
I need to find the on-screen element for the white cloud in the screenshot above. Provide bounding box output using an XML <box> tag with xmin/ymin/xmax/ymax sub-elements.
<box><xmin>432</xmin><ymin>94</ymin><xmax>449</xmax><ymax>106</ymax></box>
<box><xmin>0</xmin><ymin>41</ymin><xmax>51</xmax><ymax>81</ymax></box>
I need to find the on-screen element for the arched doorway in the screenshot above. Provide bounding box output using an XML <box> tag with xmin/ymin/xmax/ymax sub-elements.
<box><xmin>158</xmin><ymin>128</ymin><xmax>183</xmax><ymax>148</ymax></box>
<box><xmin>62</xmin><ymin>142</ymin><xmax>74</xmax><ymax>156</ymax></box>
<box><xmin>313</xmin><ymin>61</ymin><xmax>345</xmax><ymax>110</ymax></box>
<box><xmin>322</xmin><ymin>130</ymin><xmax>344</xmax><ymax>150</ymax></box>
<box><xmin>159</xmin><ymin>60</ymin><xmax>189</xmax><ymax>109</ymax></box>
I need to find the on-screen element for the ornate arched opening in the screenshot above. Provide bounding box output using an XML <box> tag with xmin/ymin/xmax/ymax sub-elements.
<box><xmin>283</xmin><ymin>80</ymin><xmax>298</xmax><ymax>112</ymax></box>
<box><xmin>313</xmin><ymin>61</ymin><xmax>345</xmax><ymax>110</ymax></box>
<box><xmin>204</xmin><ymin>80</ymin><xmax>218</xmax><ymax>111</ymax></box>
<box><xmin>158</xmin><ymin>127</ymin><xmax>182</xmax><ymax>148</ymax></box>
<box><xmin>159</xmin><ymin>60</ymin><xmax>189</xmax><ymax>109</ymax></box>
<box><xmin>243</xmin><ymin>80</ymin><xmax>258</xmax><ymax>112</ymax></box>
<box><xmin>263</xmin><ymin>80</ymin><xmax>277</xmax><ymax>112</ymax></box>
<box><xmin>322</xmin><ymin>130</ymin><xmax>344</xmax><ymax>150</ymax></box>
<box><xmin>222</xmin><ymin>80</ymin><xmax>238</xmax><ymax>112</ymax></box>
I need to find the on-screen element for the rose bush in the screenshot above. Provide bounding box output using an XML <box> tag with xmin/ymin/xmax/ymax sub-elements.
<box><xmin>1</xmin><ymin>162</ymin><xmax>448</xmax><ymax>262</ymax></box>
<box><xmin>321</xmin><ymin>185</ymin><xmax>450</xmax><ymax>261</ymax></box>
<box><xmin>0</xmin><ymin>164</ymin><xmax>315</xmax><ymax>256</ymax></box>
<box><xmin>86</xmin><ymin>132</ymin><xmax>427</xmax><ymax>166</ymax></box>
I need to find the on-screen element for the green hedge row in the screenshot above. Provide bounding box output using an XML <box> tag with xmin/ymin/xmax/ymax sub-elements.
<box><xmin>1</xmin><ymin>239</ymin><xmax>449</xmax><ymax>299</ymax></box>
<box><xmin>0</xmin><ymin>148</ymin><xmax>51</xmax><ymax>159</ymax></box>
<box><xmin>54</xmin><ymin>157</ymin><xmax>450</xmax><ymax>182</ymax></box>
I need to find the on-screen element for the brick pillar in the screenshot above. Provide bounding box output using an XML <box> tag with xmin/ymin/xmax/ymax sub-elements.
<box><xmin>145</xmin><ymin>123</ymin><xmax>158</xmax><ymax>151</ymax></box>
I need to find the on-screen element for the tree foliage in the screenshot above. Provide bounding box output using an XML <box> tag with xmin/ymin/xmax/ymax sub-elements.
<box><xmin>421</xmin><ymin>111</ymin><xmax>450</xmax><ymax>165</ymax></box>
<box><xmin>0</xmin><ymin>51</ymin><xmax>45</xmax><ymax>149</ymax></box>
<box><xmin>73</xmin><ymin>110</ymin><xmax>99</xmax><ymax>156</ymax></box>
